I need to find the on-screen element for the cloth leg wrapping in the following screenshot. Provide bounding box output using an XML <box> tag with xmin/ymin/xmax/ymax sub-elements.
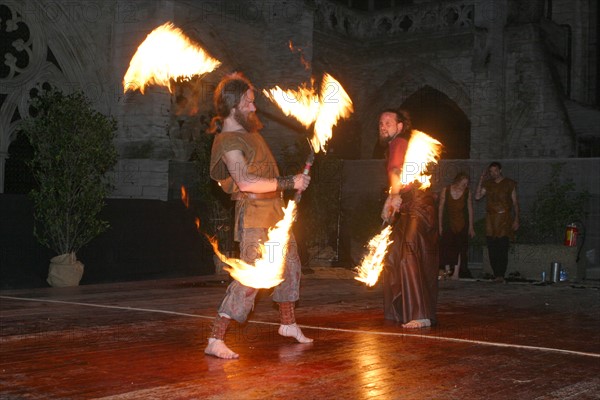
<box><xmin>210</xmin><ymin>313</ymin><xmax>231</xmax><ymax>340</ymax></box>
<box><xmin>278</xmin><ymin>301</ymin><xmax>295</xmax><ymax>325</ymax></box>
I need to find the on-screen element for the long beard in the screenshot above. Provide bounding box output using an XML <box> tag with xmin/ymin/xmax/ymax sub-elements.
<box><xmin>379</xmin><ymin>132</ymin><xmax>394</xmax><ymax>146</ymax></box>
<box><xmin>235</xmin><ymin>109</ymin><xmax>263</xmax><ymax>132</ymax></box>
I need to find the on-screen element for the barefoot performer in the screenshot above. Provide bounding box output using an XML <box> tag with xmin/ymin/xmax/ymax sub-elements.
<box><xmin>378</xmin><ymin>109</ymin><xmax>440</xmax><ymax>329</ymax></box>
<box><xmin>204</xmin><ymin>73</ymin><xmax>313</xmax><ymax>359</ymax></box>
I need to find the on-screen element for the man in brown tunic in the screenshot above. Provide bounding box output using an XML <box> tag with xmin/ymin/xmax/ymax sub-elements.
<box><xmin>204</xmin><ymin>73</ymin><xmax>312</xmax><ymax>359</ymax></box>
<box><xmin>475</xmin><ymin>162</ymin><xmax>520</xmax><ymax>282</ymax></box>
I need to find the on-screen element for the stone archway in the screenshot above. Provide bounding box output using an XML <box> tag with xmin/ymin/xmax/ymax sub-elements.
<box><xmin>401</xmin><ymin>85</ymin><xmax>471</xmax><ymax>159</ymax></box>
<box><xmin>362</xmin><ymin>61</ymin><xmax>471</xmax><ymax>159</ymax></box>
<box><xmin>0</xmin><ymin>1</ymin><xmax>108</xmax><ymax>193</ymax></box>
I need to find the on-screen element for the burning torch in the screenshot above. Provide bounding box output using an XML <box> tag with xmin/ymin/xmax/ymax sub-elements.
<box><xmin>262</xmin><ymin>73</ymin><xmax>353</xmax><ymax>203</ymax></box>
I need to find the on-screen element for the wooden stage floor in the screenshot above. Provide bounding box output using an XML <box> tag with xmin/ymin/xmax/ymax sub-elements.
<box><xmin>1</xmin><ymin>273</ymin><xmax>599</xmax><ymax>399</ymax></box>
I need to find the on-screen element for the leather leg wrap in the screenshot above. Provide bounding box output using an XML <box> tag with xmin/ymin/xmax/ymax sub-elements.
<box><xmin>278</xmin><ymin>302</ymin><xmax>295</xmax><ymax>325</ymax></box>
<box><xmin>210</xmin><ymin>314</ymin><xmax>231</xmax><ymax>340</ymax></box>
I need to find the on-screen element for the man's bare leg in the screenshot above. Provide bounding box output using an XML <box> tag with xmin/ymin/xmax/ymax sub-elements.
<box><xmin>402</xmin><ymin>319</ymin><xmax>431</xmax><ymax>329</ymax></box>
<box><xmin>278</xmin><ymin>302</ymin><xmax>313</xmax><ymax>343</ymax></box>
<box><xmin>204</xmin><ymin>313</ymin><xmax>239</xmax><ymax>359</ymax></box>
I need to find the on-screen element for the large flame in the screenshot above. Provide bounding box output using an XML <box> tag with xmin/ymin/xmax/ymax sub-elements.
<box><xmin>208</xmin><ymin>201</ymin><xmax>298</xmax><ymax>289</ymax></box>
<box><xmin>354</xmin><ymin>225</ymin><xmax>394</xmax><ymax>287</ymax></box>
<box><xmin>400</xmin><ymin>130</ymin><xmax>443</xmax><ymax>189</ymax></box>
<box><xmin>263</xmin><ymin>73</ymin><xmax>353</xmax><ymax>153</ymax></box>
<box><xmin>355</xmin><ymin>131</ymin><xmax>442</xmax><ymax>287</ymax></box>
<box><xmin>123</xmin><ymin>22</ymin><xmax>221</xmax><ymax>94</ymax></box>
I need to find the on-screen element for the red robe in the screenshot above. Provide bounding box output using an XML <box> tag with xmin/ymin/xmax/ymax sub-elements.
<box><xmin>383</xmin><ymin>135</ymin><xmax>439</xmax><ymax>323</ymax></box>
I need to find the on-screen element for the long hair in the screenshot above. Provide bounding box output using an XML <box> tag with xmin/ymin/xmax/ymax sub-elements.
<box><xmin>395</xmin><ymin>108</ymin><xmax>412</xmax><ymax>137</ymax></box>
<box><xmin>208</xmin><ymin>72</ymin><xmax>254</xmax><ymax>134</ymax></box>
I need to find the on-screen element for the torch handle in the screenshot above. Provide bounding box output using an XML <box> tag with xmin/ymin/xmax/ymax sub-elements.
<box><xmin>293</xmin><ymin>152</ymin><xmax>315</xmax><ymax>204</ymax></box>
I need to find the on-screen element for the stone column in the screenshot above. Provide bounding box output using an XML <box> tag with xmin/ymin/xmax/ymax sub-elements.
<box><xmin>470</xmin><ymin>0</ymin><xmax>508</xmax><ymax>159</ymax></box>
<box><xmin>0</xmin><ymin>151</ymin><xmax>6</xmax><ymax>194</ymax></box>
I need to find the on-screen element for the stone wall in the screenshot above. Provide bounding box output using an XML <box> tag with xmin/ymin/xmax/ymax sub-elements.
<box><xmin>0</xmin><ymin>0</ymin><xmax>314</xmax><ymax>199</ymax></box>
<box><xmin>336</xmin><ymin>158</ymin><xmax>599</xmax><ymax>277</ymax></box>
<box><xmin>1</xmin><ymin>0</ymin><xmax>597</xmax><ymax>201</ymax></box>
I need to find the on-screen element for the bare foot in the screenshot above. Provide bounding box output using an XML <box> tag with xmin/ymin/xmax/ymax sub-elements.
<box><xmin>402</xmin><ymin>319</ymin><xmax>431</xmax><ymax>329</ymax></box>
<box><xmin>278</xmin><ymin>323</ymin><xmax>313</xmax><ymax>343</ymax></box>
<box><xmin>204</xmin><ymin>338</ymin><xmax>239</xmax><ymax>359</ymax></box>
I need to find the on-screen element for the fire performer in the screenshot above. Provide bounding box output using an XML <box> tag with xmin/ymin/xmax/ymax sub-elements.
<box><xmin>204</xmin><ymin>72</ymin><xmax>313</xmax><ymax>359</ymax></box>
<box><xmin>379</xmin><ymin>109</ymin><xmax>439</xmax><ymax>328</ymax></box>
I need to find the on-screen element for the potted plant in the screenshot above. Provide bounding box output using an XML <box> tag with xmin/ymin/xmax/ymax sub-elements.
<box><xmin>22</xmin><ymin>89</ymin><xmax>118</xmax><ymax>287</ymax></box>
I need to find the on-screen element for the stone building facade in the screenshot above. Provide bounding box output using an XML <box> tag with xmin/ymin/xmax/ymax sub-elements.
<box><xmin>1</xmin><ymin>0</ymin><xmax>598</xmax><ymax>198</ymax></box>
<box><xmin>0</xmin><ymin>0</ymin><xmax>598</xmax><ymax>282</ymax></box>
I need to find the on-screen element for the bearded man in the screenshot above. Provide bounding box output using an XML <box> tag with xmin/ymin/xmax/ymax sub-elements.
<box><xmin>204</xmin><ymin>73</ymin><xmax>312</xmax><ymax>359</ymax></box>
<box><xmin>379</xmin><ymin>109</ymin><xmax>439</xmax><ymax>329</ymax></box>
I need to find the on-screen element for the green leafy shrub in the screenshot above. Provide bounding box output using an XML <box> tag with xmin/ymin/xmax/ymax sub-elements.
<box><xmin>23</xmin><ymin>89</ymin><xmax>118</xmax><ymax>255</ymax></box>
<box><xmin>518</xmin><ymin>163</ymin><xmax>589</xmax><ymax>244</ymax></box>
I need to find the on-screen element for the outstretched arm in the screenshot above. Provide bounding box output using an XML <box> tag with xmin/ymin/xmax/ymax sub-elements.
<box><xmin>222</xmin><ymin>150</ymin><xmax>310</xmax><ymax>193</ymax></box>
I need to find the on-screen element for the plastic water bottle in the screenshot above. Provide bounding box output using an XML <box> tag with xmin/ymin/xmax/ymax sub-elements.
<box><xmin>559</xmin><ymin>269</ymin><xmax>568</xmax><ymax>282</ymax></box>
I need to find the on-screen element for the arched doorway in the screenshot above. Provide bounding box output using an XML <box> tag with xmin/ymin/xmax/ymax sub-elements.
<box><xmin>4</xmin><ymin>131</ymin><xmax>35</xmax><ymax>194</ymax></box>
<box><xmin>401</xmin><ymin>85</ymin><xmax>470</xmax><ymax>159</ymax></box>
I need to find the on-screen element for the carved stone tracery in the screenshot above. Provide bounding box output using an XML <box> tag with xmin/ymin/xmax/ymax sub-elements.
<box><xmin>0</xmin><ymin>2</ymin><xmax>66</xmax><ymax>193</ymax></box>
<box><xmin>315</xmin><ymin>0</ymin><xmax>474</xmax><ymax>38</ymax></box>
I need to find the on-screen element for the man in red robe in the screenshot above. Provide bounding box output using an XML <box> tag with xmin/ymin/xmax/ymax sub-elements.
<box><xmin>379</xmin><ymin>109</ymin><xmax>439</xmax><ymax>328</ymax></box>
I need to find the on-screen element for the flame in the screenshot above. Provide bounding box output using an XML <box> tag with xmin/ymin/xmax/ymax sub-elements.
<box><xmin>195</xmin><ymin>217</ymin><xmax>200</xmax><ymax>231</ymax></box>
<box><xmin>208</xmin><ymin>201</ymin><xmax>298</xmax><ymax>289</ymax></box>
<box><xmin>263</xmin><ymin>73</ymin><xmax>353</xmax><ymax>153</ymax></box>
<box><xmin>181</xmin><ymin>185</ymin><xmax>189</xmax><ymax>209</ymax></box>
<box><xmin>354</xmin><ymin>225</ymin><xmax>394</xmax><ymax>287</ymax></box>
<box><xmin>288</xmin><ymin>40</ymin><xmax>310</xmax><ymax>71</ymax></box>
<box><xmin>400</xmin><ymin>130</ymin><xmax>443</xmax><ymax>189</ymax></box>
<box><xmin>123</xmin><ymin>22</ymin><xmax>221</xmax><ymax>94</ymax></box>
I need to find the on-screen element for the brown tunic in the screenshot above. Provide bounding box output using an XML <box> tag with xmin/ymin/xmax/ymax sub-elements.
<box><xmin>482</xmin><ymin>178</ymin><xmax>516</xmax><ymax>238</ymax></box>
<box><xmin>210</xmin><ymin>130</ymin><xmax>284</xmax><ymax>240</ymax></box>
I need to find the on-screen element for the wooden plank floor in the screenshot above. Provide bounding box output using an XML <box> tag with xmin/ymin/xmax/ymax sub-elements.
<box><xmin>1</xmin><ymin>274</ymin><xmax>599</xmax><ymax>399</ymax></box>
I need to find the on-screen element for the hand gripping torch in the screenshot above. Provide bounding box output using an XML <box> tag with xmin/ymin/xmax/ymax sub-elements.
<box><xmin>293</xmin><ymin>144</ymin><xmax>315</xmax><ymax>204</ymax></box>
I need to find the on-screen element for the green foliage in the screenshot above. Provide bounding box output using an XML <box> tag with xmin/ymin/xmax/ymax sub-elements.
<box><xmin>22</xmin><ymin>89</ymin><xmax>118</xmax><ymax>255</ymax></box>
<box><xmin>519</xmin><ymin>163</ymin><xmax>589</xmax><ymax>244</ymax></box>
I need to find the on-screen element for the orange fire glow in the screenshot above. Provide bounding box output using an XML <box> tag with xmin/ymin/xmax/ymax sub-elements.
<box><xmin>288</xmin><ymin>40</ymin><xmax>310</xmax><ymax>71</ymax></box>
<box><xmin>355</xmin><ymin>131</ymin><xmax>442</xmax><ymax>287</ymax></box>
<box><xmin>354</xmin><ymin>225</ymin><xmax>394</xmax><ymax>287</ymax></box>
<box><xmin>208</xmin><ymin>201</ymin><xmax>298</xmax><ymax>289</ymax></box>
<box><xmin>123</xmin><ymin>22</ymin><xmax>221</xmax><ymax>94</ymax></box>
<box><xmin>262</xmin><ymin>73</ymin><xmax>353</xmax><ymax>153</ymax></box>
<box><xmin>399</xmin><ymin>130</ymin><xmax>443</xmax><ymax>190</ymax></box>
<box><xmin>181</xmin><ymin>185</ymin><xmax>189</xmax><ymax>209</ymax></box>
